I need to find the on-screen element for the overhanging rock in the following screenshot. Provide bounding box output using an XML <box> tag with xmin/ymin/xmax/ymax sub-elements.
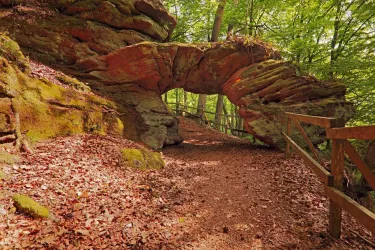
<box><xmin>0</xmin><ymin>0</ymin><xmax>354</xmax><ymax>149</ymax></box>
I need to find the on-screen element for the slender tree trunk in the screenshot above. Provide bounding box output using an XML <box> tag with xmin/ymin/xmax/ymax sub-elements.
<box><xmin>330</xmin><ymin>1</ymin><xmax>341</xmax><ymax>79</ymax></box>
<box><xmin>175</xmin><ymin>89</ymin><xmax>180</xmax><ymax>115</ymax></box>
<box><xmin>226</xmin><ymin>24</ymin><xmax>234</xmax><ymax>40</ymax></box>
<box><xmin>230</xmin><ymin>103</ymin><xmax>235</xmax><ymax>134</ymax></box>
<box><xmin>234</xmin><ymin>105</ymin><xmax>239</xmax><ymax>136</ymax></box>
<box><xmin>211</xmin><ymin>0</ymin><xmax>227</xmax><ymax>130</ymax></box>
<box><xmin>183</xmin><ymin>90</ymin><xmax>187</xmax><ymax>115</ymax></box>
<box><xmin>196</xmin><ymin>94</ymin><xmax>207</xmax><ymax>118</ymax></box>
<box><xmin>214</xmin><ymin>95</ymin><xmax>224</xmax><ymax>129</ymax></box>
<box><xmin>164</xmin><ymin>92</ymin><xmax>168</xmax><ymax>104</ymax></box>
<box><xmin>249</xmin><ymin>0</ymin><xmax>255</xmax><ymax>36</ymax></box>
<box><xmin>223</xmin><ymin>104</ymin><xmax>233</xmax><ymax>134</ymax></box>
<box><xmin>183</xmin><ymin>91</ymin><xmax>187</xmax><ymax>109</ymax></box>
<box><xmin>211</xmin><ymin>0</ymin><xmax>227</xmax><ymax>41</ymax></box>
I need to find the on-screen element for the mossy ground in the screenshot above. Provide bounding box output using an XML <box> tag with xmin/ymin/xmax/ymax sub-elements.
<box><xmin>12</xmin><ymin>194</ymin><xmax>49</xmax><ymax>218</ymax></box>
<box><xmin>120</xmin><ymin>148</ymin><xmax>165</xmax><ymax>170</ymax></box>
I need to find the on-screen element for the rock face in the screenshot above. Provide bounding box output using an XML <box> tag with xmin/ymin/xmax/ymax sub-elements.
<box><xmin>0</xmin><ymin>0</ymin><xmax>354</xmax><ymax>149</ymax></box>
<box><xmin>0</xmin><ymin>34</ymin><xmax>124</xmax><ymax>146</ymax></box>
<box><xmin>222</xmin><ymin>60</ymin><xmax>354</xmax><ymax>146</ymax></box>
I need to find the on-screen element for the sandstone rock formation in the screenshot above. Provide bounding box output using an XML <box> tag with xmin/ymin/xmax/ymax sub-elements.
<box><xmin>0</xmin><ymin>0</ymin><xmax>354</xmax><ymax>149</ymax></box>
<box><xmin>0</xmin><ymin>35</ymin><xmax>124</xmax><ymax>147</ymax></box>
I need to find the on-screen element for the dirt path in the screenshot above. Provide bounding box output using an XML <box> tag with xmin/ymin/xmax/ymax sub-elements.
<box><xmin>160</xmin><ymin>117</ymin><xmax>374</xmax><ymax>249</ymax></box>
<box><xmin>1</xmin><ymin>117</ymin><xmax>374</xmax><ymax>249</ymax></box>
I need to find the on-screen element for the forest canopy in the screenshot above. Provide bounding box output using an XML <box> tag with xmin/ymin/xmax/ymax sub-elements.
<box><xmin>164</xmin><ymin>0</ymin><xmax>375</xmax><ymax>125</ymax></box>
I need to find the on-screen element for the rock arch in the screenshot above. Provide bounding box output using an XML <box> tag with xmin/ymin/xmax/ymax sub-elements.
<box><xmin>0</xmin><ymin>0</ymin><xmax>354</xmax><ymax>149</ymax></box>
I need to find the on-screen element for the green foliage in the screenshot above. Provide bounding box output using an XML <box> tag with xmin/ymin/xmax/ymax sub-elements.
<box><xmin>165</xmin><ymin>0</ymin><xmax>375</xmax><ymax>125</ymax></box>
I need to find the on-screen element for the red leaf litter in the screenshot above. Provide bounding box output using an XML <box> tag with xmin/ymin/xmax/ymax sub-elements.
<box><xmin>1</xmin><ymin>117</ymin><xmax>374</xmax><ymax>249</ymax></box>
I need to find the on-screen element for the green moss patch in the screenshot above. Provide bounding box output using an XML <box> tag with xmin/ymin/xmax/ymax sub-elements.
<box><xmin>56</xmin><ymin>74</ymin><xmax>91</xmax><ymax>92</ymax></box>
<box><xmin>0</xmin><ymin>151</ymin><xmax>20</xmax><ymax>164</ymax></box>
<box><xmin>12</xmin><ymin>194</ymin><xmax>49</xmax><ymax>218</ymax></box>
<box><xmin>120</xmin><ymin>148</ymin><xmax>165</xmax><ymax>170</ymax></box>
<box><xmin>0</xmin><ymin>169</ymin><xmax>6</xmax><ymax>180</ymax></box>
<box><xmin>0</xmin><ymin>34</ymin><xmax>29</xmax><ymax>72</ymax></box>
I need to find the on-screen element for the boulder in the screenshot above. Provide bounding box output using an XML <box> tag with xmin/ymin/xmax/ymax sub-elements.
<box><xmin>222</xmin><ymin>60</ymin><xmax>354</xmax><ymax>147</ymax></box>
<box><xmin>120</xmin><ymin>148</ymin><xmax>165</xmax><ymax>170</ymax></box>
<box><xmin>12</xmin><ymin>194</ymin><xmax>49</xmax><ymax>218</ymax></box>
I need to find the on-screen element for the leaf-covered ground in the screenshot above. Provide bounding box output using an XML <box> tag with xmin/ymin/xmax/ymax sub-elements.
<box><xmin>1</xmin><ymin>117</ymin><xmax>374</xmax><ymax>249</ymax></box>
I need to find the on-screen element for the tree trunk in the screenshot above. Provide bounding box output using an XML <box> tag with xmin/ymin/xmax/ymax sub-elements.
<box><xmin>175</xmin><ymin>89</ymin><xmax>180</xmax><ymax>115</ymax></box>
<box><xmin>223</xmin><ymin>103</ymin><xmax>233</xmax><ymax>134</ymax></box>
<box><xmin>164</xmin><ymin>92</ymin><xmax>168</xmax><ymax>104</ymax></box>
<box><xmin>330</xmin><ymin>1</ymin><xmax>341</xmax><ymax>79</ymax></box>
<box><xmin>211</xmin><ymin>0</ymin><xmax>227</xmax><ymax>41</ymax></box>
<box><xmin>249</xmin><ymin>0</ymin><xmax>255</xmax><ymax>36</ymax></box>
<box><xmin>196</xmin><ymin>94</ymin><xmax>207</xmax><ymax>118</ymax></box>
<box><xmin>230</xmin><ymin>103</ymin><xmax>235</xmax><ymax>134</ymax></box>
<box><xmin>226</xmin><ymin>24</ymin><xmax>234</xmax><ymax>40</ymax></box>
<box><xmin>211</xmin><ymin>0</ymin><xmax>226</xmax><ymax>130</ymax></box>
<box><xmin>214</xmin><ymin>95</ymin><xmax>224</xmax><ymax>129</ymax></box>
<box><xmin>183</xmin><ymin>90</ymin><xmax>187</xmax><ymax>115</ymax></box>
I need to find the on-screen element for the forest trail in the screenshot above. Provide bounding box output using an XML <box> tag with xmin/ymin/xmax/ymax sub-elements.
<box><xmin>0</xmin><ymin>117</ymin><xmax>374</xmax><ymax>249</ymax></box>
<box><xmin>161</xmin><ymin>117</ymin><xmax>374</xmax><ymax>249</ymax></box>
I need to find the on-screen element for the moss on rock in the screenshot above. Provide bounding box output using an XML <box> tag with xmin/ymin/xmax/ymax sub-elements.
<box><xmin>56</xmin><ymin>74</ymin><xmax>91</xmax><ymax>92</ymax></box>
<box><xmin>0</xmin><ymin>169</ymin><xmax>6</xmax><ymax>180</ymax></box>
<box><xmin>0</xmin><ymin>35</ymin><xmax>125</xmax><ymax>144</ymax></box>
<box><xmin>0</xmin><ymin>151</ymin><xmax>20</xmax><ymax>164</ymax></box>
<box><xmin>0</xmin><ymin>34</ymin><xmax>29</xmax><ymax>72</ymax></box>
<box><xmin>120</xmin><ymin>148</ymin><xmax>165</xmax><ymax>170</ymax></box>
<box><xmin>12</xmin><ymin>194</ymin><xmax>49</xmax><ymax>218</ymax></box>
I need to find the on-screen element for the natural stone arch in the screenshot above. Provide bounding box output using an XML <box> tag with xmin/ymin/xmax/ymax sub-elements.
<box><xmin>81</xmin><ymin>41</ymin><xmax>353</xmax><ymax>148</ymax></box>
<box><xmin>0</xmin><ymin>0</ymin><xmax>354</xmax><ymax>149</ymax></box>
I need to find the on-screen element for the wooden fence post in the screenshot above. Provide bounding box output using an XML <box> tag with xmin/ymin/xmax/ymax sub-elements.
<box><xmin>328</xmin><ymin>138</ymin><xmax>345</xmax><ymax>238</ymax></box>
<box><xmin>285</xmin><ymin>117</ymin><xmax>291</xmax><ymax>158</ymax></box>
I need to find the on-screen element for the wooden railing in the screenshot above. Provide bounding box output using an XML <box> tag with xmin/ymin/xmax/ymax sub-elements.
<box><xmin>168</xmin><ymin>103</ymin><xmax>249</xmax><ymax>136</ymax></box>
<box><xmin>283</xmin><ymin>112</ymin><xmax>375</xmax><ymax>239</ymax></box>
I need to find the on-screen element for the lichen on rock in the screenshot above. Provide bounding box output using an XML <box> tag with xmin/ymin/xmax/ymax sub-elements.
<box><xmin>120</xmin><ymin>148</ymin><xmax>165</xmax><ymax>170</ymax></box>
<box><xmin>12</xmin><ymin>194</ymin><xmax>49</xmax><ymax>218</ymax></box>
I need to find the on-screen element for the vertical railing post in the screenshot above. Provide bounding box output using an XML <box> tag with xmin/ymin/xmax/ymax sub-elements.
<box><xmin>328</xmin><ymin>137</ymin><xmax>345</xmax><ymax>238</ymax></box>
<box><xmin>285</xmin><ymin>117</ymin><xmax>291</xmax><ymax>158</ymax></box>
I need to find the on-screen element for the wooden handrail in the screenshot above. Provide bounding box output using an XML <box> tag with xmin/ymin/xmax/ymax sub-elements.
<box><xmin>344</xmin><ymin>140</ymin><xmax>375</xmax><ymax>191</ymax></box>
<box><xmin>291</xmin><ymin>119</ymin><xmax>323</xmax><ymax>163</ymax></box>
<box><xmin>327</xmin><ymin>125</ymin><xmax>375</xmax><ymax>140</ymax></box>
<box><xmin>168</xmin><ymin>103</ymin><xmax>242</xmax><ymax>118</ymax></box>
<box><xmin>282</xmin><ymin>132</ymin><xmax>333</xmax><ymax>186</ymax></box>
<box><xmin>285</xmin><ymin>112</ymin><xmax>341</xmax><ymax>128</ymax></box>
<box><xmin>325</xmin><ymin>186</ymin><xmax>375</xmax><ymax>235</ymax></box>
<box><xmin>283</xmin><ymin>111</ymin><xmax>375</xmax><ymax>239</ymax></box>
<box><xmin>172</xmin><ymin>108</ymin><xmax>248</xmax><ymax>134</ymax></box>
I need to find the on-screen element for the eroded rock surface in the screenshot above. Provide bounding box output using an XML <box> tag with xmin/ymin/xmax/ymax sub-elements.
<box><xmin>0</xmin><ymin>35</ymin><xmax>124</xmax><ymax>146</ymax></box>
<box><xmin>222</xmin><ymin>60</ymin><xmax>354</xmax><ymax>146</ymax></box>
<box><xmin>0</xmin><ymin>0</ymin><xmax>354</xmax><ymax>149</ymax></box>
